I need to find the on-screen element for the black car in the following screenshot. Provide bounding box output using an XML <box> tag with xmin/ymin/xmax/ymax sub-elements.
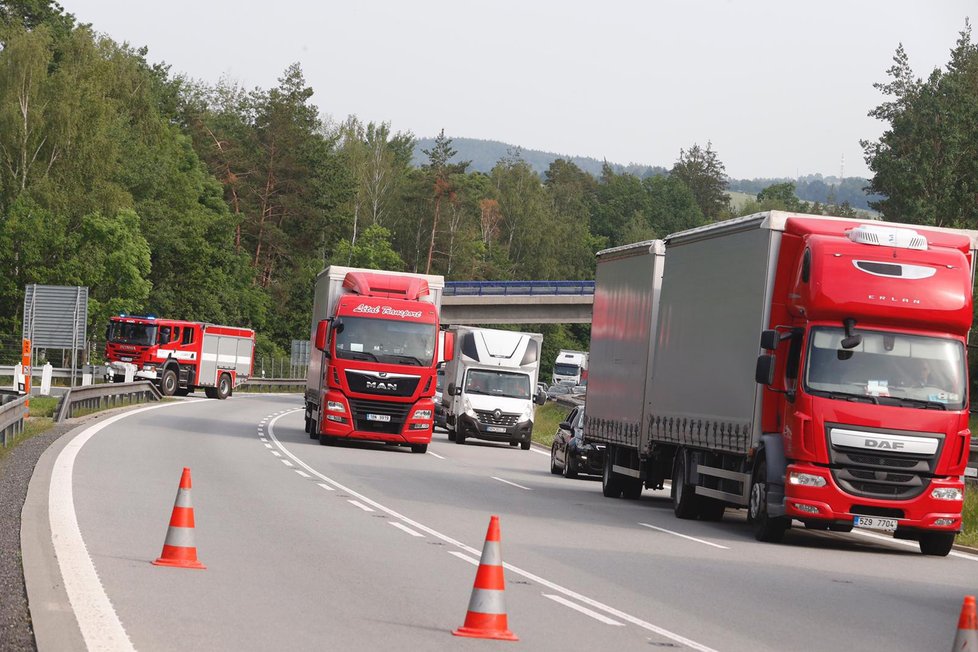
<box><xmin>434</xmin><ymin>368</ymin><xmax>447</xmax><ymax>429</ymax></box>
<box><xmin>550</xmin><ymin>406</ymin><xmax>604</xmax><ymax>478</ymax></box>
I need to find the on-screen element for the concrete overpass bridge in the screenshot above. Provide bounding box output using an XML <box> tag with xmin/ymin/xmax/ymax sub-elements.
<box><xmin>440</xmin><ymin>280</ymin><xmax>594</xmax><ymax>325</ymax></box>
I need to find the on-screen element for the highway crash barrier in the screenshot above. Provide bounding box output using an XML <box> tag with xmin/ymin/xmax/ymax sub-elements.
<box><xmin>53</xmin><ymin>381</ymin><xmax>162</xmax><ymax>422</ymax></box>
<box><xmin>453</xmin><ymin>514</ymin><xmax>518</xmax><ymax>641</ymax></box>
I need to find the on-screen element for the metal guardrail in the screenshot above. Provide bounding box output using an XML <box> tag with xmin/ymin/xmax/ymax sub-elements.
<box><xmin>239</xmin><ymin>378</ymin><xmax>306</xmax><ymax>392</ymax></box>
<box><xmin>54</xmin><ymin>381</ymin><xmax>162</xmax><ymax>423</ymax></box>
<box><xmin>0</xmin><ymin>393</ymin><xmax>29</xmax><ymax>447</ymax></box>
<box><xmin>444</xmin><ymin>280</ymin><xmax>595</xmax><ymax>296</ymax></box>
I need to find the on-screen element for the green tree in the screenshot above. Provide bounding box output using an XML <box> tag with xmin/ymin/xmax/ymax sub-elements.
<box><xmin>670</xmin><ymin>142</ymin><xmax>729</xmax><ymax>220</ymax></box>
<box><xmin>331</xmin><ymin>223</ymin><xmax>403</xmax><ymax>270</ymax></box>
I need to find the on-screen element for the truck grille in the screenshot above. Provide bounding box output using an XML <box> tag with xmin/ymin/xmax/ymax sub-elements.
<box><xmin>474</xmin><ymin>409</ymin><xmax>519</xmax><ymax>427</ymax></box>
<box><xmin>826</xmin><ymin>424</ymin><xmax>941</xmax><ymax>500</ymax></box>
<box><xmin>348</xmin><ymin>399</ymin><xmax>410</xmax><ymax>435</ymax></box>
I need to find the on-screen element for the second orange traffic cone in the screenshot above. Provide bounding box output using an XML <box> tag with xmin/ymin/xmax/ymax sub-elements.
<box><xmin>152</xmin><ymin>467</ymin><xmax>205</xmax><ymax>570</ymax></box>
<box><xmin>952</xmin><ymin>595</ymin><xmax>978</xmax><ymax>651</ymax></box>
<box><xmin>453</xmin><ymin>515</ymin><xmax>517</xmax><ymax>641</ymax></box>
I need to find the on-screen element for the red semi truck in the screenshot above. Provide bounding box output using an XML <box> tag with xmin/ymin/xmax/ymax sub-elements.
<box><xmin>586</xmin><ymin>211</ymin><xmax>977</xmax><ymax>555</ymax></box>
<box><xmin>304</xmin><ymin>267</ymin><xmax>452</xmax><ymax>454</ymax></box>
<box><xmin>104</xmin><ymin>315</ymin><xmax>255</xmax><ymax>398</ymax></box>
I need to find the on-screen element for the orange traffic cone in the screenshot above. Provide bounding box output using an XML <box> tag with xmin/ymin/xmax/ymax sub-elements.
<box><xmin>152</xmin><ymin>467</ymin><xmax>205</xmax><ymax>569</ymax></box>
<box><xmin>952</xmin><ymin>596</ymin><xmax>978</xmax><ymax>651</ymax></box>
<box><xmin>453</xmin><ymin>515</ymin><xmax>517</xmax><ymax>641</ymax></box>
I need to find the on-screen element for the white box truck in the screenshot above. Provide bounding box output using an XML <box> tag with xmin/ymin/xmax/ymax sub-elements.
<box><xmin>552</xmin><ymin>349</ymin><xmax>588</xmax><ymax>385</ymax></box>
<box><xmin>443</xmin><ymin>326</ymin><xmax>547</xmax><ymax>449</ymax></box>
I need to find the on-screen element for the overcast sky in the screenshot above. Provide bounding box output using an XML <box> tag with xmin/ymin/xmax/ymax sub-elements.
<box><xmin>63</xmin><ymin>1</ymin><xmax>972</xmax><ymax>180</ymax></box>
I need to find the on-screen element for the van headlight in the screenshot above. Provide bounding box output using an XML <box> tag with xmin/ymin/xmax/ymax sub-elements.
<box><xmin>463</xmin><ymin>396</ymin><xmax>475</xmax><ymax>417</ymax></box>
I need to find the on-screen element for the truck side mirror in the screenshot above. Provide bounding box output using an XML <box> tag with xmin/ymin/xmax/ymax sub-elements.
<box><xmin>314</xmin><ymin>320</ymin><xmax>329</xmax><ymax>352</ymax></box>
<box><xmin>448</xmin><ymin>382</ymin><xmax>457</xmax><ymax>396</ymax></box>
<box><xmin>534</xmin><ymin>390</ymin><xmax>547</xmax><ymax>405</ymax></box>
<box><xmin>759</xmin><ymin>330</ymin><xmax>779</xmax><ymax>351</ymax></box>
<box><xmin>755</xmin><ymin>354</ymin><xmax>775</xmax><ymax>385</ymax></box>
<box><xmin>443</xmin><ymin>331</ymin><xmax>455</xmax><ymax>362</ymax></box>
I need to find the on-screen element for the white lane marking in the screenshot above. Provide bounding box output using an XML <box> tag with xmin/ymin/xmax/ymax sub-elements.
<box><xmin>348</xmin><ymin>500</ymin><xmax>374</xmax><ymax>512</ymax></box>
<box><xmin>271</xmin><ymin>450</ymin><xmax>282</xmax><ymax>457</ymax></box>
<box><xmin>280</xmin><ymin>459</ymin><xmax>294</xmax><ymax>468</ymax></box>
<box><xmin>316</xmin><ymin>483</ymin><xmax>334</xmax><ymax>492</ymax></box>
<box><xmin>529</xmin><ymin>447</ymin><xmax>549</xmax><ymax>457</ymax></box>
<box><xmin>427</xmin><ymin>451</ymin><xmax>445</xmax><ymax>459</ymax></box>
<box><xmin>492</xmin><ymin>476</ymin><xmax>532</xmax><ymax>490</ymax></box>
<box><xmin>849</xmin><ymin>529</ymin><xmax>978</xmax><ymax>560</ymax></box>
<box><xmin>448</xmin><ymin>550</ymin><xmax>479</xmax><ymax>566</ymax></box>
<box><xmin>294</xmin><ymin>470</ymin><xmax>311</xmax><ymax>479</ymax></box>
<box><xmin>544</xmin><ymin>594</ymin><xmax>625</xmax><ymax>626</ymax></box>
<box><xmin>51</xmin><ymin>401</ymin><xmax>194</xmax><ymax>652</ymax></box>
<box><xmin>638</xmin><ymin>523</ymin><xmax>730</xmax><ymax>550</ymax></box>
<box><xmin>390</xmin><ymin>522</ymin><xmax>424</xmax><ymax>537</ymax></box>
<box><xmin>264</xmin><ymin>443</ymin><xmax>273</xmax><ymax>449</ymax></box>
<box><xmin>267</xmin><ymin>410</ymin><xmax>718</xmax><ymax>652</ymax></box>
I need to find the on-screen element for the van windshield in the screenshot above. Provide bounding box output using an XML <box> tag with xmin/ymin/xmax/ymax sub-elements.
<box><xmin>804</xmin><ymin>327</ymin><xmax>966</xmax><ymax>410</ymax></box>
<box><xmin>464</xmin><ymin>369</ymin><xmax>530</xmax><ymax>399</ymax></box>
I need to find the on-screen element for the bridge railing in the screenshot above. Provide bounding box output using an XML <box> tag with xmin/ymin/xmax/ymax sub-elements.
<box><xmin>444</xmin><ymin>280</ymin><xmax>594</xmax><ymax>296</ymax></box>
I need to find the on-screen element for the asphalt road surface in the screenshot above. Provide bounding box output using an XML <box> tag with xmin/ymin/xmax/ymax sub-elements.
<box><xmin>21</xmin><ymin>394</ymin><xmax>978</xmax><ymax>651</ymax></box>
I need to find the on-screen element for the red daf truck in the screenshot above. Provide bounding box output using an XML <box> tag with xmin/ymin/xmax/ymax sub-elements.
<box><xmin>586</xmin><ymin>211</ymin><xmax>977</xmax><ymax>555</ymax></box>
<box><xmin>304</xmin><ymin>267</ymin><xmax>452</xmax><ymax>454</ymax></box>
<box><xmin>104</xmin><ymin>315</ymin><xmax>255</xmax><ymax>398</ymax></box>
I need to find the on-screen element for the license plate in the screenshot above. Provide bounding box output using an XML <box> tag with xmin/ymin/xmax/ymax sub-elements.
<box><xmin>486</xmin><ymin>426</ymin><xmax>507</xmax><ymax>433</ymax></box>
<box><xmin>366</xmin><ymin>413</ymin><xmax>390</xmax><ymax>422</ymax></box>
<box><xmin>120</xmin><ymin>357</ymin><xmax>133</xmax><ymax>362</ymax></box>
<box><xmin>854</xmin><ymin>515</ymin><xmax>898</xmax><ymax>532</ymax></box>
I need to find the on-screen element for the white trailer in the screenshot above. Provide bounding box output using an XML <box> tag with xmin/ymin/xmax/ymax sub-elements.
<box><xmin>552</xmin><ymin>349</ymin><xmax>589</xmax><ymax>385</ymax></box>
<box><xmin>443</xmin><ymin>326</ymin><xmax>547</xmax><ymax>450</ymax></box>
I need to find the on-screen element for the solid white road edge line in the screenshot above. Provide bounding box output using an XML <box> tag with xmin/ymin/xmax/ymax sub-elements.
<box><xmin>638</xmin><ymin>523</ymin><xmax>730</xmax><ymax>550</ymax></box>
<box><xmin>427</xmin><ymin>451</ymin><xmax>445</xmax><ymax>459</ymax></box>
<box><xmin>492</xmin><ymin>476</ymin><xmax>532</xmax><ymax>490</ymax></box>
<box><xmin>848</xmin><ymin>528</ymin><xmax>978</xmax><ymax>560</ymax></box>
<box><xmin>543</xmin><ymin>593</ymin><xmax>625</xmax><ymax>626</ymax></box>
<box><xmin>267</xmin><ymin>410</ymin><xmax>719</xmax><ymax>652</ymax></box>
<box><xmin>50</xmin><ymin>401</ymin><xmax>192</xmax><ymax>652</ymax></box>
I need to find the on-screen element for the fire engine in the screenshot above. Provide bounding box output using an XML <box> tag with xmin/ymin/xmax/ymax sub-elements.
<box><xmin>104</xmin><ymin>315</ymin><xmax>255</xmax><ymax>399</ymax></box>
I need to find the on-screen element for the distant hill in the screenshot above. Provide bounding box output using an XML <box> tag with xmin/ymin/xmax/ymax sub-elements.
<box><xmin>411</xmin><ymin>137</ymin><xmax>666</xmax><ymax>179</ymax></box>
<box><xmin>411</xmin><ymin>137</ymin><xmax>880</xmax><ymax>211</ymax></box>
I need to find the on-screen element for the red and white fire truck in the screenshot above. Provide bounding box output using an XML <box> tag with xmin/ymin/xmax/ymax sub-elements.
<box><xmin>104</xmin><ymin>315</ymin><xmax>255</xmax><ymax>399</ymax></box>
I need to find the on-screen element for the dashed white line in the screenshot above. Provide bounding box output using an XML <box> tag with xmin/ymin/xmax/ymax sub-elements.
<box><xmin>316</xmin><ymin>482</ymin><xmax>334</xmax><ymax>492</ymax></box>
<box><xmin>492</xmin><ymin>476</ymin><xmax>532</xmax><ymax>490</ymax></box>
<box><xmin>638</xmin><ymin>523</ymin><xmax>730</xmax><ymax>550</ymax></box>
<box><xmin>264</xmin><ymin>443</ymin><xmax>273</xmax><ymax>449</ymax></box>
<box><xmin>427</xmin><ymin>451</ymin><xmax>445</xmax><ymax>459</ymax></box>
<box><xmin>280</xmin><ymin>459</ymin><xmax>294</xmax><ymax>468</ymax></box>
<box><xmin>294</xmin><ymin>470</ymin><xmax>311</xmax><ymax>479</ymax></box>
<box><xmin>390</xmin><ymin>522</ymin><xmax>424</xmax><ymax>537</ymax></box>
<box><xmin>348</xmin><ymin>500</ymin><xmax>374</xmax><ymax>512</ymax></box>
<box><xmin>271</xmin><ymin>450</ymin><xmax>282</xmax><ymax>457</ymax></box>
<box><xmin>544</xmin><ymin>594</ymin><xmax>625</xmax><ymax>626</ymax></box>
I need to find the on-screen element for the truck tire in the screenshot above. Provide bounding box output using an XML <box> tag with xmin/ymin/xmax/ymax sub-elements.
<box><xmin>447</xmin><ymin>426</ymin><xmax>457</xmax><ymax>442</ymax></box>
<box><xmin>160</xmin><ymin>369</ymin><xmax>178</xmax><ymax>396</ymax></box>
<box><xmin>748</xmin><ymin>456</ymin><xmax>789</xmax><ymax>543</ymax></box>
<box><xmin>698</xmin><ymin>498</ymin><xmax>725</xmax><ymax>521</ymax></box>
<box><xmin>601</xmin><ymin>450</ymin><xmax>624</xmax><ymax>498</ymax></box>
<box><xmin>455</xmin><ymin>429</ymin><xmax>466</xmax><ymax>445</ymax></box>
<box><xmin>204</xmin><ymin>387</ymin><xmax>218</xmax><ymax>399</ymax></box>
<box><xmin>672</xmin><ymin>452</ymin><xmax>701</xmax><ymax>519</ymax></box>
<box><xmin>918</xmin><ymin>531</ymin><xmax>955</xmax><ymax>556</ymax></box>
<box><xmin>622</xmin><ymin>477</ymin><xmax>643</xmax><ymax>500</ymax></box>
<box><xmin>410</xmin><ymin>444</ymin><xmax>428</xmax><ymax>454</ymax></box>
<box><xmin>216</xmin><ymin>374</ymin><xmax>231</xmax><ymax>400</ymax></box>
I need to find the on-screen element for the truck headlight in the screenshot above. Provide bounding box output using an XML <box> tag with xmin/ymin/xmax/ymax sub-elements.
<box><xmin>142</xmin><ymin>364</ymin><xmax>156</xmax><ymax>372</ymax></box>
<box><xmin>932</xmin><ymin>487</ymin><xmax>962</xmax><ymax>501</ymax></box>
<box><xmin>787</xmin><ymin>471</ymin><xmax>827</xmax><ymax>487</ymax></box>
<box><xmin>413</xmin><ymin>409</ymin><xmax>432</xmax><ymax>420</ymax></box>
<box><xmin>327</xmin><ymin>400</ymin><xmax>346</xmax><ymax>414</ymax></box>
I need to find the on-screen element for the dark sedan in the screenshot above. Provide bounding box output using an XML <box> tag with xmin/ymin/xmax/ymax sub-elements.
<box><xmin>549</xmin><ymin>406</ymin><xmax>604</xmax><ymax>478</ymax></box>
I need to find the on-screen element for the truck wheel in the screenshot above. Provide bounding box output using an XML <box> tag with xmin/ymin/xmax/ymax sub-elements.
<box><xmin>410</xmin><ymin>444</ymin><xmax>428</xmax><ymax>454</ymax></box>
<box><xmin>175</xmin><ymin>388</ymin><xmax>190</xmax><ymax>397</ymax></box>
<box><xmin>918</xmin><ymin>532</ymin><xmax>955</xmax><ymax>556</ymax></box>
<box><xmin>601</xmin><ymin>450</ymin><xmax>623</xmax><ymax>498</ymax></box>
<box><xmin>216</xmin><ymin>374</ymin><xmax>231</xmax><ymax>400</ymax></box>
<box><xmin>447</xmin><ymin>426</ymin><xmax>456</xmax><ymax>442</ymax></box>
<box><xmin>698</xmin><ymin>498</ymin><xmax>725</xmax><ymax>521</ymax></box>
<box><xmin>204</xmin><ymin>387</ymin><xmax>218</xmax><ymax>399</ymax></box>
<box><xmin>748</xmin><ymin>457</ymin><xmax>788</xmax><ymax>543</ymax></box>
<box><xmin>455</xmin><ymin>430</ymin><xmax>466</xmax><ymax>445</ymax></box>
<box><xmin>622</xmin><ymin>477</ymin><xmax>643</xmax><ymax>500</ymax></box>
<box><xmin>550</xmin><ymin>444</ymin><xmax>561</xmax><ymax>475</ymax></box>
<box><xmin>672</xmin><ymin>453</ymin><xmax>700</xmax><ymax>519</ymax></box>
<box><xmin>160</xmin><ymin>369</ymin><xmax>178</xmax><ymax>396</ymax></box>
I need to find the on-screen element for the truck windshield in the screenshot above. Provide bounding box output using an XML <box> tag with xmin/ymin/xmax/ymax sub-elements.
<box><xmin>107</xmin><ymin>322</ymin><xmax>158</xmax><ymax>346</ymax></box>
<box><xmin>553</xmin><ymin>363</ymin><xmax>581</xmax><ymax>376</ymax></box>
<box><xmin>464</xmin><ymin>369</ymin><xmax>531</xmax><ymax>399</ymax></box>
<box><xmin>334</xmin><ymin>317</ymin><xmax>435</xmax><ymax>366</ymax></box>
<box><xmin>804</xmin><ymin>327</ymin><xmax>966</xmax><ymax>410</ymax></box>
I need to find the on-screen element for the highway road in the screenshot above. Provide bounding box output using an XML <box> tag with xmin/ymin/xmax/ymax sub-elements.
<box><xmin>22</xmin><ymin>393</ymin><xmax>978</xmax><ymax>651</ymax></box>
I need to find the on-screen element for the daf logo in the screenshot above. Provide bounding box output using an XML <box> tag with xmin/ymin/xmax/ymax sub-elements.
<box><xmin>366</xmin><ymin>381</ymin><xmax>398</xmax><ymax>391</ymax></box>
<box><xmin>493</xmin><ymin>409</ymin><xmax>502</xmax><ymax>420</ymax></box>
<box><xmin>865</xmin><ymin>438</ymin><xmax>904</xmax><ymax>450</ymax></box>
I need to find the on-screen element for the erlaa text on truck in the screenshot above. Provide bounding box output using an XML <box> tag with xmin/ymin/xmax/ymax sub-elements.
<box><xmin>584</xmin><ymin>211</ymin><xmax>977</xmax><ymax>556</ymax></box>
<box><xmin>104</xmin><ymin>315</ymin><xmax>255</xmax><ymax>399</ymax></box>
<box><xmin>304</xmin><ymin>267</ymin><xmax>451</xmax><ymax>455</ymax></box>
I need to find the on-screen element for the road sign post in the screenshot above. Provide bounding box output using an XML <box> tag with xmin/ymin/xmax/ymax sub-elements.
<box><xmin>21</xmin><ymin>338</ymin><xmax>31</xmax><ymax>412</ymax></box>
